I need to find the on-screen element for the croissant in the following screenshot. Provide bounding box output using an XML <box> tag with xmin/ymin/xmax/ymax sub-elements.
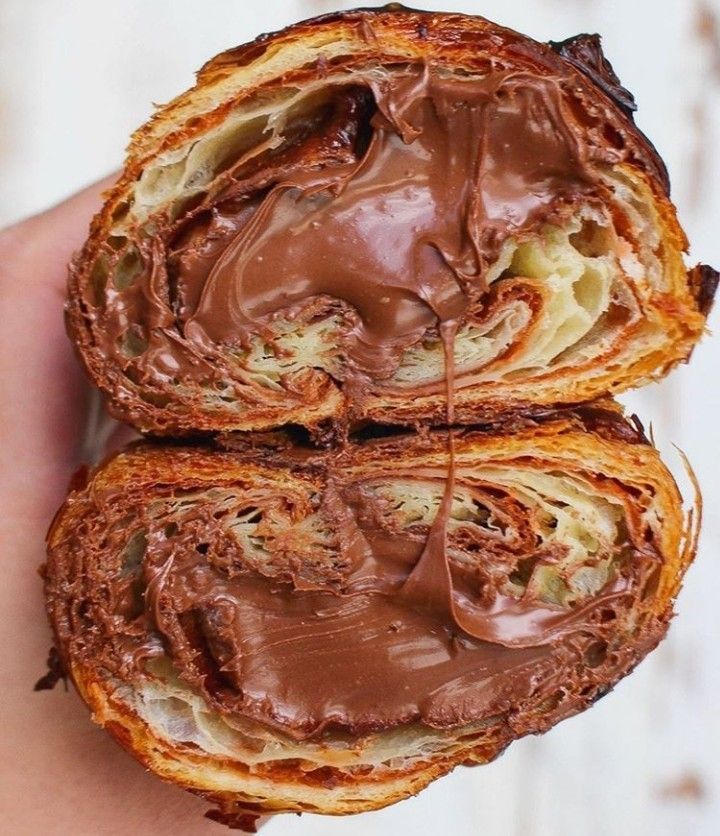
<box><xmin>66</xmin><ymin>7</ymin><xmax>716</xmax><ymax>435</ymax></box>
<box><xmin>44</xmin><ymin>409</ymin><xmax>696</xmax><ymax>824</ymax></box>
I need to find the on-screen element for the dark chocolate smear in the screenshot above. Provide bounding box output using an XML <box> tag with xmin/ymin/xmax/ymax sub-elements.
<box><xmin>549</xmin><ymin>33</ymin><xmax>637</xmax><ymax>118</ymax></box>
<box><xmin>690</xmin><ymin>263</ymin><xmax>719</xmax><ymax>317</ymax></box>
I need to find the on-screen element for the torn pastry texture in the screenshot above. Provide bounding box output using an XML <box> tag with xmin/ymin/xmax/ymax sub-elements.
<box><xmin>44</xmin><ymin>410</ymin><xmax>697</xmax><ymax>816</ymax></box>
<box><xmin>66</xmin><ymin>7</ymin><xmax>713</xmax><ymax>435</ymax></box>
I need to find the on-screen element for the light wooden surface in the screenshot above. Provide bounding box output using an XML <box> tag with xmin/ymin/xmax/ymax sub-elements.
<box><xmin>1</xmin><ymin>1</ymin><xmax>718</xmax><ymax>834</ymax></box>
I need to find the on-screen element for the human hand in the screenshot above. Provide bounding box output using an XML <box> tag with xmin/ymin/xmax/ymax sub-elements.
<box><xmin>0</xmin><ymin>182</ymin><xmax>266</xmax><ymax>834</ymax></box>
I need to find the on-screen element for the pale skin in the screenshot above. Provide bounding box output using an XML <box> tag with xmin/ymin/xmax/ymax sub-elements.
<box><xmin>0</xmin><ymin>181</ymin><xmax>266</xmax><ymax>834</ymax></box>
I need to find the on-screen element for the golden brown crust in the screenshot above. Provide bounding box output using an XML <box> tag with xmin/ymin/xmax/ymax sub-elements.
<box><xmin>65</xmin><ymin>7</ymin><xmax>714</xmax><ymax>435</ymax></box>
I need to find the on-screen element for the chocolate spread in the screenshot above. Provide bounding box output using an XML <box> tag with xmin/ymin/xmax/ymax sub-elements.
<box><xmin>84</xmin><ymin>59</ymin><xmax>647</xmax><ymax>405</ymax></box>
<box><xmin>47</xmin><ymin>420</ymin><xmax>663</xmax><ymax>741</ymax></box>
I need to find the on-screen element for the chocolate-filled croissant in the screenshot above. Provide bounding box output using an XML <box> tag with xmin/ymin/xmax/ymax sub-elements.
<box><xmin>44</xmin><ymin>410</ymin><xmax>696</xmax><ymax>822</ymax></box>
<box><xmin>67</xmin><ymin>7</ymin><xmax>716</xmax><ymax>435</ymax></box>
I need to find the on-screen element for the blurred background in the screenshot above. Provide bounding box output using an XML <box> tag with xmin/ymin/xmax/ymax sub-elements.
<box><xmin>1</xmin><ymin>1</ymin><xmax>718</xmax><ymax>834</ymax></box>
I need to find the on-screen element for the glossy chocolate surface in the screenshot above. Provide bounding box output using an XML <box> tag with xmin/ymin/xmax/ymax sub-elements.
<box><xmin>46</xmin><ymin>417</ymin><xmax>662</xmax><ymax>740</ymax></box>
<box><xmin>82</xmin><ymin>58</ymin><xmax>640</xmax><ymax>405</ymax></box>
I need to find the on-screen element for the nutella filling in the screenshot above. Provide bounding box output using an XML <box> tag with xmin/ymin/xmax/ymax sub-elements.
<box><xmin>179</xmin><ymin>69</ymin><xmax>593</xmax><ymax>382</ymax></box>
<box><xmin>50</xmin><ymin>423</ymin><xmax>661</xmax><ymax>742</ymax></box>
<box><xmin>89</xmin><ymin>62</ymin><xmax>623</xmax><ymax>403</ymax></box>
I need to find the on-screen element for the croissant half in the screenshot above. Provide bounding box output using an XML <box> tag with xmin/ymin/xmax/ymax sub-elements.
<box><xmin>66</xmin><ymin>7</ymin><xmax>716</xmax><ymax>435</ymax></box>
<box><xmin>44</xmin><ymin>410</ymin><xmax>696</xmax><ymax>821</ymax></box>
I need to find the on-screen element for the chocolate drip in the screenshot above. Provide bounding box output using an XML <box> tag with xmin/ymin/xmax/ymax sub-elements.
<box><xmin>398</xmin><ymin>320</ymin><xmax>457</xmax><ymax>634</ymax></box>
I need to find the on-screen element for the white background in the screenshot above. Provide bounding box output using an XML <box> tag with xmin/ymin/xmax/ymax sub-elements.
<box><xmin>1</xmin><ymin>1</ymin><xmax>718</xmax><ymax>834</ymax></box>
